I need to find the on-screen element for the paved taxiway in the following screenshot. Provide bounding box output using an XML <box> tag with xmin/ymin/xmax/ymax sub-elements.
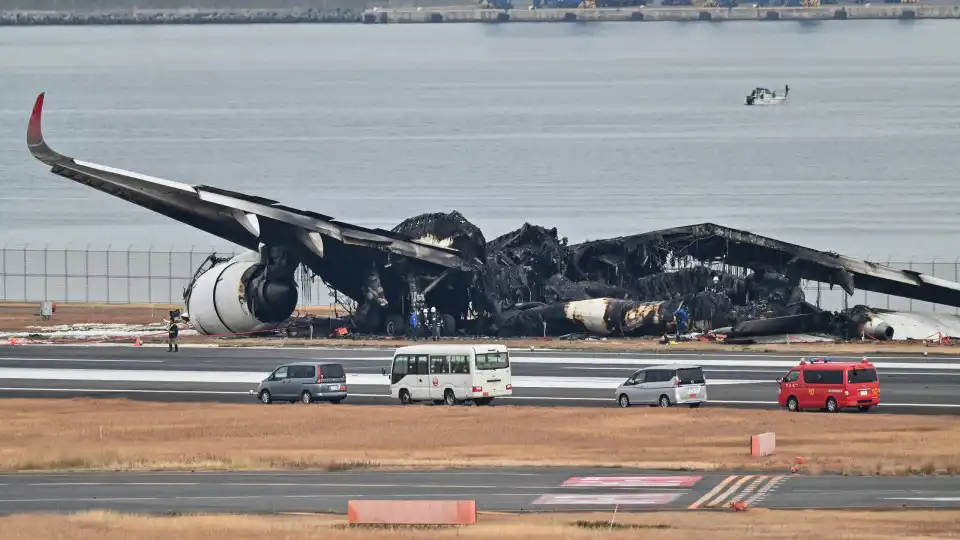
<box><xmin>0</xmin><ymin>469</ymin><xmax>958</xmax><ymax>515</ymax></box>
<box><xmin>0</xmin><ymin>346</ymin><xmax>958</xmax><ymax>413</ymax></box>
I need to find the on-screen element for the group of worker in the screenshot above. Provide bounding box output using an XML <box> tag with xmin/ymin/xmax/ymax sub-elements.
<box><xmin>407</xmin><ymin>306</ymin><xmax>442</xmax><ymax>341</ymax></box>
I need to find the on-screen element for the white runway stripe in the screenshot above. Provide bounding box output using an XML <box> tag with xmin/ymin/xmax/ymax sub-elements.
<box><xmin>0</xmin><ymin>368</ymin><xmax>768</xmax><ymax>389</ymax></box>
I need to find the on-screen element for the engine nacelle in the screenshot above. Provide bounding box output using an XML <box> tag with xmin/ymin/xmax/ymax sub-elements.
<box><xmin>183</xmin><ymin>250</ymin><xmax>299</xmax><ymax>336</ymax></box>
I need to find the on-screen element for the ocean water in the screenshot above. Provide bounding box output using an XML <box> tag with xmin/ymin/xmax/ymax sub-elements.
<box><xmin>1</xmin><ymin>20</ymin><xmax>960</xmax><ymax>307</ymax></box>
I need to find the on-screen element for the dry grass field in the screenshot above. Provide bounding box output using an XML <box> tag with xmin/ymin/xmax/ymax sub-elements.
<box><xmin>2</xmin><ymin>399</ymin><xmax>958</xmax><ymax>475</ymax></box>
<box><xmin>3</xmin><ymin>510</ymin><xmax>959</xmax><ymax>540</ymax></box>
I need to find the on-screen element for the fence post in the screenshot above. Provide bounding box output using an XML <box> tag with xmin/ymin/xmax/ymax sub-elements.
<box><xmin>908</xmin><ymin>257</ymin><xmax>914</xmax><ymax>312</ymax></box>
<box><xmin>22</xmin><ymin>243</ymin><xmax>28</xmax><ymax>302</ymax></box>
<box><xmin>886</xmin><ymin>257</ymin><xmax>891</xmax><ymax>310</ymax></box>
<box><xmin>169</xmin><ymin>245</ymin><xmax>174</xmax><ymax>304</ymax></box>
<box><xmin>147</xmin><ymin>245</ymin><xmax>153</xmax><ymax>304</ymax></box>
<box><xmin>85</xmin><ymin>244</ymin><xmax>90</xmax><ymax>303</ymax></box>
<box><xmin>64</xmin><ymin>246</ymin><xmax>69</xmax><ymax>302</ymax></box>
<box><xmin>931</xmin><ymin>259</ymin><xmax>937</xmax><ymax>312</ymax></box>
<box><xmin>127</xmin><ymin>245</ymin><xmax>133</xmax><ymax>303</ymax></box>
<box><xmin>106</xmin><ymin>244</ymin><xmax>112</xmax><ymax>304</ymax></box>
<box><xmin>1</xmin><ymin>242</ymin><xmax>6</xmax><ymax>301</ymax></box>
<box><xmin>43</xmin><ymin>244</ymin><xmax>48</xmax><ymax>301</ymax></box>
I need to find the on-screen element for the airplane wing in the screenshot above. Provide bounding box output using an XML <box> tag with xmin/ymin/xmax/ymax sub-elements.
<box><xmin>26</xmin><ymin>92</ymin><xmax>471</xmax><ymax>270</ymax></box>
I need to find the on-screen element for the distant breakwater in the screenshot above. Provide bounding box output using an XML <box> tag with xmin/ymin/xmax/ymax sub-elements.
<box><xmin>0</xmin><ymin>9</ymin><xmax>364</xmax><ymax>25</ymax></box>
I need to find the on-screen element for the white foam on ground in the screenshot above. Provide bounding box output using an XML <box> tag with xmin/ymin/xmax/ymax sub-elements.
<box><xmin>0</xmin><ymin>368</ymin><xmax>768</xmax><ymax>389</ymax></box>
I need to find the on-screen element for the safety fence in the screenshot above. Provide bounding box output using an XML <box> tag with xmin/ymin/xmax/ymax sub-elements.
<box><xmin>0</xmin><ymin>245</ymin><xmax>956</xmax><ymax>314</ymax></box>
<box><xmin>0</xmin><ymin>245</ymin><xmax>327</xmax><ymax>306</ymax></box>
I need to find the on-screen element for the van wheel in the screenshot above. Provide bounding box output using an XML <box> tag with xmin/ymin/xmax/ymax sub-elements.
<box><xmin>618</xmin><ymin>394</ymin><xmax>630</xmax><ymax>408</ymax></box>
<box><xmin>259</xmin><ymin>390</ymin><xmax>272</xmax><ymax>404</ymax></box>
<box><xmin>444</xmin><ymin>389</ymin><xmax>457</xmax><ymax>406</ymax></box>
<box><xmin>399</xmin><ymin>389</ymin><xmax>411</xmax><ymax>405</ymax></box>
<box><xmin>658</xmin><ymin>395</ymin><xmax>671</xmax><ymax>408</ymax></box>
<box><xmin>787</xmin><ymin>396</ymin><xmax>799</xmax><ymax>412</ymax></box>
<box><xmin>300</xmin><ymin>391</ymin><xmax>312</xmax><ymax>404</ymax></box>
<box><xmin>826</xmin><ymin>397</ymin><xmax>839</xmax><ymax>413</ymax></box>
<box><xmin>688</xmin><ymin>402</ymin><xmax>701</xmax><ymax>409</ymax></box>
<box><xmin>474</xmin><ymin>398</ymin><xmax>492</xmax><ymax>406</ymax></box>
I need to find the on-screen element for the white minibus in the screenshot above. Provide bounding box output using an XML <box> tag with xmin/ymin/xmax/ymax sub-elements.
<box><xmin>385</xmin><ymin>343</ymin><xmax>513</xmax><ymax>406</ymax></box>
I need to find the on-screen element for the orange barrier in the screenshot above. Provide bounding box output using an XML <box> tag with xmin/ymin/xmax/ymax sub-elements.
<box><xmin>750</xmin><ymin>432</ymin><xmax>776</xmax><ymax>457</ymax></box>
<box><xmin>347</xmin><ymin>500</ymin><xmax>477</xmax><ymax>525</ymax></box>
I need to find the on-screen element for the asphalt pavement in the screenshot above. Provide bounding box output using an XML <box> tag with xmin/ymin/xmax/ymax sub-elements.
<box><xmin>0</xmin><ymin>469</ymin><xmax>957</xmax><ymax>515</ymax></box>
<box><xmin>0</xmin><ymin>345</ymin><xmax>958</xmax><ymax>413</ymax></box>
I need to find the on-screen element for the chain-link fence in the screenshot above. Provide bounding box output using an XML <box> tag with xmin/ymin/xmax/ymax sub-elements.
<box><xmin>0</xmin><ymin>245</ymin><xmax>327</xmax><ymax>306</ymax></box>
<box><xmin>0</xmin><ymin>245</ymin><xmax>957</xmax><ymax>314</ymax></box>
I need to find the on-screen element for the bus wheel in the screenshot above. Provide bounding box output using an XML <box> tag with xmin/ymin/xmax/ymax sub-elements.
<box><xmin>444</xmin><ymin>389</ymin><xmax>457</xmax><ymax>406</ymax></box>
<box><xmin>399</xmin><ymin>389</ymin><xmax>411</xmax><ymax>405</ymax></box>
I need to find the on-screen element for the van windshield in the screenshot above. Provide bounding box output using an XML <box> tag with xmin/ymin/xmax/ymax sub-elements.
<box><xmin>677</xmin><ymin>367</ymin><xmax>706</xmax><ymax>385</ymax></box>
<box><xmin>847</xmin><ymin>368</ymin><xmax>877</xmax><ymax>384</ymax></box>
<box><xmin>476</xmin><ymin>352</ymin><xmax>509</xmax><ymax>370</ymax></box>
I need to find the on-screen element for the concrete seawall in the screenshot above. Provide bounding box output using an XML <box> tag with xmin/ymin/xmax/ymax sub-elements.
<box><xmin>0</xmin><ymin>0</ymin><xmax>474</xmax><ymax>25</ymax></box>
<box><xmin>361</xmin><ymin>4</ymin><xmax>960</xmax><ymax>23</ymax></box>
<box><xmin>2</xmin><ymin>0</ymin><xmax>958</xmax><ymax>24</ymax></box>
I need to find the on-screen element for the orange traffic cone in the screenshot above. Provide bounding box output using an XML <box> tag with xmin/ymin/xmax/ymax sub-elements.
<box><xmin>134</xmin><ymin>336</ymin><xmax>142</xmax><ymax>347</ymax></box>
<box><xmin>9</xmin><ymin>337</ymin><xmax>19</xmax><ymax>346</ymax></box>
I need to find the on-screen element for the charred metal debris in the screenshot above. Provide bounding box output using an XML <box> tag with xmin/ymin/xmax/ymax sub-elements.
<box><xmin>285</xmin><ymin>215</ymin><xmax>960</xmax><ymax>342</ymax></box>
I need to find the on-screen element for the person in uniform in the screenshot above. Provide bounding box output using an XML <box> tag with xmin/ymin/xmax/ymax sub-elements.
<box><xmin>408</xmin><ymin>309</ymin><xmax>419</xmax><ymax>341</ymax></box>
<box><xmin>167</xmin><ymin>319</ymin><xmax>180</xmax><ymax>353</ymax></box>
<box><xmin>429</xmin><ymin>307</ymin><xmax>440</xmax><ymax>341</ymax></box>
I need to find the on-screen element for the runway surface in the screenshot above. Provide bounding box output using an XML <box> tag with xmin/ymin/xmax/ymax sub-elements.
<box><xmin>1</xmin><ymin>469</ymin><xmax>958</xmax><ymax>515</ymax></box>
<box><xmin>0</xmin><ymin>345</ymin><xmax>958</xmax><ymax>414</ymax></box>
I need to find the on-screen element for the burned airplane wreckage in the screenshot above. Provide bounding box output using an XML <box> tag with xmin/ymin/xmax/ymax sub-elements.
<box><xmin>26</xmin><ymin>92</ymin><xmax>960</xmax><ymax>342</ymax></box>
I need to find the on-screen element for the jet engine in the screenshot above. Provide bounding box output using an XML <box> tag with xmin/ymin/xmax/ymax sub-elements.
<box><xmin>182</xmin><ymin>249</ymin><xmax>299</xmax><ymax>336</ymax></box>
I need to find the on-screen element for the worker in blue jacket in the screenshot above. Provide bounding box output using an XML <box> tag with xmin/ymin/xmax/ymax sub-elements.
<box><xmin>408</xmin><ymin>310</ymin><xmax>419</xmax><ymax>340</ymax></box>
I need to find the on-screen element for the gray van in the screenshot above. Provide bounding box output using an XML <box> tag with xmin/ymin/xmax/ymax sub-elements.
<box><xmin>614</xmin><ymin>364</ymin><xmax>707</xmax><ymax>408</ymax></box>
<box><xmin>255</xmin><ymin>362</ymin><xmax>347</xmax><ymax>404</ymax></box>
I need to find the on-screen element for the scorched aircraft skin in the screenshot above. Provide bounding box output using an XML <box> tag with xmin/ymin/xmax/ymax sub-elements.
<box><xmin>26</xmin><ymin>93</ymin><xmax>960</xmax><ymax>340</ymax></box>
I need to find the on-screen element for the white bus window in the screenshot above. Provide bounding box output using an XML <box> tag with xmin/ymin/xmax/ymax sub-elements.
<box><xmin>450</xmin><ymin>355</ymin><xmax>470</xmax><ymax>374</ymax></box>
<box><xmin>431</xmin><ymin>355</ymin><xmax>450</xmax><ymax>374</ymax></box>
<box><xmin>416</xmin><ymin>355</ymin><xmax>429</xmax><ymax>375</ymax></box>
<box><xmin>476</xmin><ymin>352</ymin><xmax>509</xmax><ymax>370</ymax></box>
<box><xmin>391</xmin><ymin>355</ymin><xmax>409</xmax><ymax>384</ymax></box>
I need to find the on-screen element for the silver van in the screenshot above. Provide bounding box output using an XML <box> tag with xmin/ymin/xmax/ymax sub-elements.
<box><xmin>614</xmin><ymin>364</ymin><xmax>707</xmax><ymax>408</ymax></box>
<box><xmin>255</xmin><ymin>362</ymin><xmax>347</xmax><ymax>404</ymax></box>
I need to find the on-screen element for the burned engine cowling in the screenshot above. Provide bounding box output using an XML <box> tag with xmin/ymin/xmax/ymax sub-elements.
<box><xmin>183</xmin><ymin>248</ymin><xmax>299</xmax><ymax>336</ymax></box>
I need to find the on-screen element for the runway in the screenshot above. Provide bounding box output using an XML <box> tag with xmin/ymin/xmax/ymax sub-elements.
<box><xmin>0</xmin><ymin>345</ymin><xmax>958</xmax><ymax>413</ymax></box>
<box><xmin>0</xmin><ymin>469</ymin><xmax>958</xmax><ymax>515</ymax></box>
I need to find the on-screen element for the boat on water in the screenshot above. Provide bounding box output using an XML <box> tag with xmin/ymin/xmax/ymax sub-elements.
<box><xmin>745</xmin><ymin>85</ymin><xmax>788</xmax><ymax>106</ymax></box>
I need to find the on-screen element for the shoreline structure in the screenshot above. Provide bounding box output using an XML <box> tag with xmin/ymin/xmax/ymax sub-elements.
<box><xmin>3</xmin><ymin>3</ymin><xmax>959</xmax><ymax>25</ymax></box>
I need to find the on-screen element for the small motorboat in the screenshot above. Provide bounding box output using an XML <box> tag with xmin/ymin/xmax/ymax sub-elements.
<box><xmin>745</xmin><ymin>85</ymin><xmax>789</xmax><ymax>106</ymax></box>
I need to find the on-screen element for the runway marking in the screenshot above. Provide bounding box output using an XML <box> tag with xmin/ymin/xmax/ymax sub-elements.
<box><xmin>532</xmin><ymin>493</ymin><xmax>682</xmax><ymax>506</ymax></box>
<box><xmin>303</xmin><ymin>355</ymin><xmax>960</xmax><ymax>370</ymax></box>
<box><xmin>0</xmin><ymin>368</ymin><xmax>769</xmax><ymax>389</ymax></box>
<box><xmin>0</xmin><ymin>493</ymin><xmax>539</xmax><ymax>504</ymax></box>
<box><xmin>25</xmin><ymin>482</ymin><xmax>557</xmax><ymax>489</ymax></box>
<box><xmin>0</xmin><ymin>387</ymin><xmax>956</xmax><ymax>408</ymax></box>
<box><xmin>0</xmin><ymin>357</ymin><xmax>162</xmax><ymax>364</ymax></box>
<box><xmin>561</xmin><ymin>476</ymin><xmax>702</xmax><ymax>488</ymax></box>
<box><xmin>687</xmin><ymin>475</ymin><xmax>787</xmax><ymax>509</ymax></box>
<box><xmin>885</xmin><ymin>497</ymin><xmax>960</xmax><ymax>502</ymax></box>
